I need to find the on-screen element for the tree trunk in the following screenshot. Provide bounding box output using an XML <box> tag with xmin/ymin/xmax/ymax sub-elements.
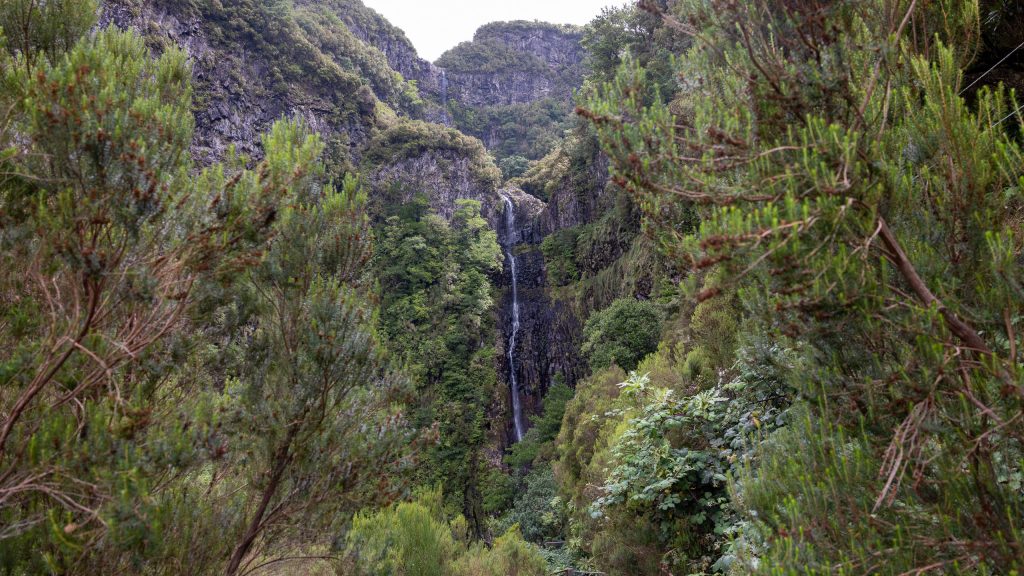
<box><xmin>224</xmin><ymin>425</ymin><xmax>300</xmax><ymax>576</ymax></box>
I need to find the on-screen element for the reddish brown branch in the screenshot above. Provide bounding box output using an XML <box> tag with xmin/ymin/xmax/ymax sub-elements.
<box><xmin>876</xmin><ymin>217</ymin><xmax>990</xmax><ymax>354</ymax></box>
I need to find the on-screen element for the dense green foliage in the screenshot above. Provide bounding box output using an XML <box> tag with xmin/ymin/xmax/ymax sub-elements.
<box><xmin>438</xmin><ymin>39</ymin><xmax>547</xmax><ymax>76</ymax></box>
<box><xmin>342</xmin><ymin>487</ymin><xmax>547</xmax><ymax>576</ymax></box>
<box><xmin>374</xmin><ymin>197</ymin><xmax>503</xmax><ymax>535</ymax></box>
<box><xmin>0</xmin><ymin>6</ymin><xmax>413</xmax><ymax>572</ymax></box>
<box><xmin>363</xmin><ymin>119</ymin><xmax>501</xmax><ymax>188</ymax></box>
<box><xmin>166</xmin><ymin>0</ymin><xmax>417</xmax><ymax>112</ymax></box>
<box><xmin>578</xmin><ymin>0</ymin><xmax>1024</xmax><ymax>573</ymax></box>
<box><xmin>581</xmin><ymin>1</ymin><xmax>687</xmax><ymax>103</ymax></box>
<box><xmin>581</xmin><ymin>298</ymin><xmax>664</xmax><ymax>372</ymax></box>
<box><xmin>6</xmin><ymin>0</ymin><xmax>1023</xmax><ymax>574</ymax></box>
<box><xmin>498</xmin><ymin>155</ymin><xmax>531</xmax><ymax>180</ymax></box>
<box><xmin>448</xmin><ymin>98</ymin><xmax>572</xmax><ymax>161</ymax></box>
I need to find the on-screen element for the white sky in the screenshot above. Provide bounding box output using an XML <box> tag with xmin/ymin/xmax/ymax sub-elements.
<box><xmin>361</xmin><ymin>0</ymin><xmax>627</xmax><ymax>61</ymax></box>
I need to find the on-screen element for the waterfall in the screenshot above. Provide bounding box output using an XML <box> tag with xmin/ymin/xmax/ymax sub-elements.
<box><xmin>437</xmin><ymin>68</ymin><xmax>451</xmax><ymax>126</ymax></box>
<box><xmin>439</xmin><ymin>68</ymin><xmax>448</xmax><ymax>109</ymax></box>
<box><xmin>500</xmin><ymin>193</ymin><xmax>525</xmax><ymax>442</ymax></box>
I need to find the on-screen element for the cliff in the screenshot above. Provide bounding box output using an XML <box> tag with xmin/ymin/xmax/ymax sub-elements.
<box><xmin>438</xmin><ymin>21</ymin><xmax>583</xmax><ymax>107</ymax></box>
<box><xmin>309</xmin><ymin>0</ymin><xmax>451</xmax><ymax>123</ymax></box>
<box><xmin>362</xmin><ymin>120</ymin><xmax>502</xmax><ymax>222</ymax></box>
<box><xmin>97</xmin><ymin>0</ymin><xmax>608</xmax><ymax>443</ymax></box>
<box><xmin>436</xmin><ymin>21</ymin><xmax>586</xmax><ymax>160</ymax></box>
<box><xmin>98</xmin><ymin>0</ymin><xmax>425</xmax><ymax>168</ymax></box>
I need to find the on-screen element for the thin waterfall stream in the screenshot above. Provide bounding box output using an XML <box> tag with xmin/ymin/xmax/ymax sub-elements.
<box><xmin>439</xmin><ymin>68</ymin><xmax>450</xmax><ymax>125</ymax></box>
<box><xmin>500</xmin><ymin>193</ymin><xmax>525</xmax><ymax>442</ymax></box>
<box><xmin>439</xmin><ymin>68</ymin><xmax>448</xmax><ymax>108</ymax></box>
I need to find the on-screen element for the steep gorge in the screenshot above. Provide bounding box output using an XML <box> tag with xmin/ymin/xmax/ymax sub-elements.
<box><xmin>97</xmin><ymin>0</ymin><xmax>600</xmax><ymax>449</ymax></box>
<box><xmin>9</xmin><ymin>0</ymin><xmax>1024</xmax><ymax>573</ymax></box>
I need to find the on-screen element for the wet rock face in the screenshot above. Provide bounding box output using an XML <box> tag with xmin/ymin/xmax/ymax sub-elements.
<box><xmin>498</xmin><ymin>187</ymin><xmax>547</xmax><ymax>244</ymax></box>
<box><xmin>537</xmin><ymin>153</ymin><xmax>610</xmax><ymax>237</ymax></box>
<box><xmin>498</xmin><ymin>190</ymin><xmax>587</xmax><ymax>440</ymax></box>
<box><xmin>474</xmin><ymin>24</ymin><xmax>585</xmax><ymax>74</ymax></box>
<box><xmin>499</xmin><ymin>242</ymin><xmax>587</xmax><ymax>434</ymax></box>
<box><xmin>436</xmin><ymin>21</ymin><xmax>586</xmax><ymax>158</ymax></box>
<box><xmin>445</xmin><ymin>70</ymin><xmax>563</xmax><ymax>108</ymax></box>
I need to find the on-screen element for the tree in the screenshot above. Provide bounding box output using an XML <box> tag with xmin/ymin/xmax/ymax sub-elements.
<box><xmin>220</xmin><ymin>161</ymin><xmax>415</xmax><ymax>576</ymax></box>
<box><xmin>0</xmin><ymin>10</ymin><xmax>414</xmax><ymax>572</ymax></box>
<box><xmin>373</xmin><ymin>198</ymin><xmax>502</xmax><ymax>536</ymax></box>
<box><xmin>585</xmin><ymin>0</ymin><xmax>1023</xmax><ymax>572</ymax></box>
<box><xmin>581</xmin><ymin>298</ymin><xmax>663</xmax><ymax>372</ymax></box>
<box><xmin>0</xmin><ymin>0</ymin><xmax>96</xmax><ymax>65</ymax></box>
<box><xmin>581</xmin><ymin>1</ymin><xmax>688</xmax><ymax>103</ymax></box>
<box><xmin>0</xmin><ymin>19</ymin><xmax>297</xmax><ymax>570</ymax></box>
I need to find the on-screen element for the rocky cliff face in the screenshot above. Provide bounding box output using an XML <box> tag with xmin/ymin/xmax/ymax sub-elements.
<box><xmin>435</xmin><ymin>21</ymin><xmax>586</xmax><ymax>160</ymax></box>
<box><xmin>499</xmin><ymin>127</ymin><xmax>657</xmax><ymax>415</ymax></box>
<box><xmin>521</xmin><ymin>135</ymin><xmax>611</xmax><ymax>237</ymax></box>
<box><xmin>312</xmin><ymin>0</ymin><xmax>451</xmax><ymax>123</ymax></box>
<box><xmin>476</xmin><ymin>22</ymin><xmax>584</xmax><ymax>70</ymax></box>
<box><xmin>99</xmin><ymin>0</ymin><xmax>387</xmax><ymax>167</ymax></box>
<box><xmin>498</xmin><ymin>188</ymin><xmax>587</xmax><ymax>426</ymax></box>
<box><xmin>439</xmin><ymin>21</ymin><xmax>584</xmax><ymax>107</ymax></box>
<box><xmin>99</xmin><ymin>0</ymin><xmax>602</xmax><ymax>442</ymax></box>
<box><xmin>367</xmin><ymin>151</ymin><xmax>497</xmax><ymax>218</ymax></box>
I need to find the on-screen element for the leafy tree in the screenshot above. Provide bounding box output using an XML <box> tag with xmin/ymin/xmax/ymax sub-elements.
<box><xmin>0</xmin><ymin>0</ymin><xmax>96</xmax><ymax>65</ymax></box>
<box><xmin>586</xmin><ymin>0</ymin><xmax>1024</xmax><ymax>573</ymax></box>
<box><xmin>219</xmin><ymin>165</ymin><xmax>415</xmax><ymax>576</ymax></box>
<box><xmin>498</xmin><ymin>155</ymin><xmax>531</xmax><ymax>180</ymax></box>
<box><xmin>480</xmin><ymin>467</ymin><xmax>517</xmax><ymax>515</ymax></box>
<box><xmin>581</xmin><ymin>298</ymin><xmax>663</xmax><ymax>372</ymax></box>
<box><xmin>374</xmin><ymin>198</ymin><xmax>502</xmax><ymax>536</ymax></box>
<box><xmin>0</xmin><ymin>8</ymin><xmax>414</xmax><ymax>572</ymax></box>
<box><xmin>581</xmin><ymin>1</ymin><xmax>688</xmax><ymax>103</ymax></box>
<box><xmin>0</xmin><ymin>18</ymin><xmax>297</xmax><ymax>570</ymax></box>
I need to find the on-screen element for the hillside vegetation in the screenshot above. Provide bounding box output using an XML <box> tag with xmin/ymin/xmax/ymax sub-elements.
<box><xmin>1</xmin><ymin>0</ymin><xmax>1022</xmax><ymax>575</ymax></box>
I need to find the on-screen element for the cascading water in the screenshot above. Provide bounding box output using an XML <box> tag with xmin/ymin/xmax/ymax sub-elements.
<box><xmin>439</xmin><ymin>69</ymin><xmax>450</xmax><ymax>125</ymax></box>
<box><xmin>500</xmin><ymin>193</ymin><xmax>525</xmax><ymax>442</ymax></box>
<box><xmin>440</xmin><ymin>69</ymin><xmax>448</xmax><ymax>108</ymax></box>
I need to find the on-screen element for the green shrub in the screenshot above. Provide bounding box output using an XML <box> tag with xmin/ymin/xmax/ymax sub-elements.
<box><xmin>343</xmin><ymin>490</ymin><xmax>547</xmax><ymax>576</ymax></box>
<box><xmin>540</xmin><ymin>227</ymin><xmax>583</xmax><ymax>286</ymax></box>
<box><xmin>343</xmin><ymin>492</ymin><xmax>457</xmax><ymax>576</ymax></box>
<box><xmin>534</xmin><ymin>381</ymin><xmax>573</xmax><ymax>444</ymax></box>
<box><xmin>453</xmin><ymin>526</ymin><xmax>548</xmax><ymax>576</ymax></box>
<box><xmin>581</xmin><ymin>298</ymin><xmax>663</xmax><ymax>372</ymax></box>
<box><xmin>481</xmin><ymin>467</ymin><xmax>516</xmax><ymax>515</ymax></box>
<box><xmin>498</xmin><ymin>155</ymin><xmax>531</xmax><ymax>180</ymax></box>
<box><xmin>489</xmin><ymin>468</ymin><xmax>566</xmax><ymax>544</ymax></box>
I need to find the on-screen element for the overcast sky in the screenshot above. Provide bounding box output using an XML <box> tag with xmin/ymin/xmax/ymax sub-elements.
<box><xmin>361</xmin><ymin>0</ymin><xmax>627</xmax><ymax>61</ymax></box>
